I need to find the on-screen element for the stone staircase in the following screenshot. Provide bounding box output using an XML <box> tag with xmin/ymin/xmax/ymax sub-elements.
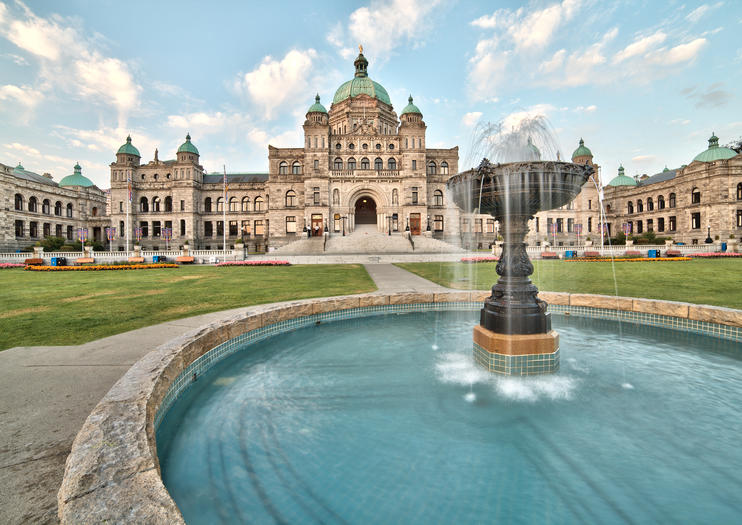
<box><xmin>272</xmin><ymin>237</ymin><xmax>324</xmax><ymax>255</ymax></box>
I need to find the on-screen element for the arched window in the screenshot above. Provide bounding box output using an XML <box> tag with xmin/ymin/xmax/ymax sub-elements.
<box><xmin>669</xmin><ymin>193</ymin><xmax>676</xmax><ymax>208</ymax></box>
<box><xmin>347</xmin><ymin>157</ymin><xmax>356</xmax><ymax>170</ymax></box>
<box><xmin>334</xmin><ymin>157</ymin><xmax>343</xmax><ymax>170</ymax></box>
<box><xmin>374</xmin><ymin>157</ymin><xmax>383</xmax><ymax>170</ymax></box>
<box><xmin>229</xmin><ymin>197</ymin><xmax>238</xmax><ymax>212</ymax></box>
<box><xmin>279</xmin><ymin>161</ymin><xmax>288</xmax><ymax>175</ymax></box>
<box><xmin>66</xmin><ymin>203</ymin><xmax>73</xmax><ymax>217</ymax></box>
<box><xmin>738</xmin><ymin>183</ymin><xmax>742</xmax><ymax>200</ymax></box>
<box><xmin>140</xmin><ymin>197</ymin><xmax>149</xmax><ymax>212</ymax></box>
<box><xmin>433</xmin><ymin>189</ymin><xmax>444</xmax><ymax>206</ymax></box>
<box><xmin>164</xmin><ymin>196</ymin><xmax>173</xmax><ymax>212</ymax></box>
<box><xmin>204</xmin><ymin>197</ymin><xmax>212</xmax><ymax>212</ymax></box>
<box><xmin>691</xmin><ymin>187</ymin><xmax>701</xmax><ymax>204</ymax></box>
<box><xmin>333</xmin><ymin>188</ymin><xmax>340</xmax><ymax>205</ymax></box>
<box><xmin>361</xmin><ymin>157</ymin><xmax>370</xmax><ymax>169</ymax></box>
<box><xmin>285</xmin><ymin>190</ymin><xmax>297</xmax><ymax>207</ymax></box>
<box><xmin>254</xmin><ymin>196</ymin><xmax>264</xmax><ymax>211</ymax></box>
<box><xmin>441</xmin><ymin>162</ymin><xmax>449</xmax><ymax>175</ymax></box>
<box><xmin>91</xmin><ymin>207</ymin><xmax>98</xmax><ymax>217</ymax></box>
<box><xmin>216</xmin><ymin>197</ymin><xmax>224</xmax><ymax>212</ymax></box>
<box><xmin>242</xmin><ymin>197</ymin><xmax>250</xmax><ymax>212</ymax></box>
<box><xmin>658</xmin><ymin>195</ymin><xmax>665</xmax><ymax>209</ymax></box>
<box><xmin>427</xmin><ymin>161</ymin><xmax>437</xmax><ymax>175</ymax></box>
<box><xmin>637</xmin><ymin>199</ymin><xmax>643</xmax><ymax>212</ymax></box>
<box><xmin>292</xmin><ymin>161</ymin><xmax>302</xmax><ymax>175</ymax></box>
<box><xmin>54</xmin><ymin>201</ymin><xmax>62</xmax><ymax>216</ymax></box>
<box><xmin>627</xmin><ymin>201</ymin><xmax>634</xmax><ymax>214</ymax></box>
<box><xmin>152</xmin><ymin>196</ymin><xmax>161</xmax><ymax>212</ymax></box>
<box><xmin>388</xmin><ymin>157</ymin><xmax>397</xmax><ymax>170</ymax></box>
<box><xmin>647</xmin><ymin>197</ymin><xmax>653</xmax><ymax>211</ymax></box>
<box><xmin>42</xmin><ymin>199</ymin><xmax>50</xmax><ymax>214</ymax></box>
<box><xmin>28</xmin><ymin>197</ymin><xmax>37</xmax><ymax>212</ymax></box>
<box><xmin>14</xmin><ymin>194</ymin><xmax>23</xmax><ymax>211</ymax></box>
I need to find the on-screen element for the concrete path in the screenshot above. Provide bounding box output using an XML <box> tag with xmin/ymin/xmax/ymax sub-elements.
<box><xmin>0</xmin><ymin>263</ymin><xmax>449</xmax><ymax>524</ymax></box>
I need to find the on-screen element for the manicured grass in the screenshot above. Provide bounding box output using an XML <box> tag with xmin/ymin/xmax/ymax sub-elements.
<box><xmin>0</xmin><ymin>265</ymin><xmax>375</xmax><ymax>350</ymax></box>
<box><xmin>397</xmin><ymin>259</ymin><xmax>742</xmax><ymax>310</ymax></box>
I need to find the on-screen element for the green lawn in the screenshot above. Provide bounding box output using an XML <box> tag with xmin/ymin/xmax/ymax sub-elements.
<box><xmin>0</xmin><ymin>265</ymin><xmax>376</xmax><ymax>350</ymax></box>
<box><xmin>397</xmin><ymin>259</ymin><xmax>742</xmax><ymax>310</ymax></box>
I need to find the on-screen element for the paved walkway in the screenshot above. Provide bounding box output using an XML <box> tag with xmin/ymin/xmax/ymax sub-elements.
<box><xmin>0</xmin><ymin>264</ymin><xmax>449</xmax><ymax>524</ymax></box>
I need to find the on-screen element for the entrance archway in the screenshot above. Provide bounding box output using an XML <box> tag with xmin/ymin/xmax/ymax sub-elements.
<box><xmin>354</xmin><ymin>196</ymin><xmax>377</xmax><ymax>225</ymax></box>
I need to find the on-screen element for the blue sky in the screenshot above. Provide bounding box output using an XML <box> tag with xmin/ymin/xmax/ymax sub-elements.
<box><xmin>0</xmin><ymin>0</ymin><xmax>739</xmax><ymax>188</ymax></box>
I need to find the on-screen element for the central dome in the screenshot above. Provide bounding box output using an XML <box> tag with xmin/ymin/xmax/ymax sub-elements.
<box><xmin>332</xmin><ymin>52</ymin><xmax>391</xmax><ymax>106</ymax></box>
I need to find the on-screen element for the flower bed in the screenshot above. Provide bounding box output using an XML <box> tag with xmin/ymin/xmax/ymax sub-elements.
<box><xmin>623</xmin><ymin>250</ymin><xmax>642</xmax><ymax>258</ymax></box>
<box><xmin>567</xmin><ymin>257</ymin><xmax>691</xmax><ymax>262</ymax></box>
<box><xmin>461</xmin><ymin>256</ymin><xmax>499</xmax><ymax>263</ymax></box>
<box><xmin>216</xmin><ymin>260</ymin><xmax>291</xmax><ymax>267</ymax></box>
<box><xmin>687</xmin><ymin>252</ymin><xmax>742</xmax><ymax>258</ymax></box>
<box><xmin>541</xmin><ymin>252</ymin><xmax>559</xmax><ymax>259</ymax></box>
<box><xmin>24</xmin><ymin>264</ymin><xmax>179</xmax><ymax>272</ymax></box>
<box><xmin>583</xmin><ymin>251</ymin><xmax>601</xmax><ymax>258</ymax></box>
<box><xmin>0</xmin><ymin>263</ymin><xmax>25</xmax><ymax>269</ymax></box>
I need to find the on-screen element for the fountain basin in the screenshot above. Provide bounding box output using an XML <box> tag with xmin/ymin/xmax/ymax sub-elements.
<box><xmin>57</xmin><ymin>292</ymin><xmax>742</xmax><ymax>523</ymax></box>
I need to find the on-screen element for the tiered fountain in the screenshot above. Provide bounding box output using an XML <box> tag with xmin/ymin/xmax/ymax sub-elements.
<box><xmin>447</xmin><ymin>131</ymin><xmax>592</xmax><ymax>375</ymax></box>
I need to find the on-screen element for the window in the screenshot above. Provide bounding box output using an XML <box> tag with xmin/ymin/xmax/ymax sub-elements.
<box><xmin>658</xmin><ymin>217</ymin><xmax>665</xmax><ymax>232</ymax></box>
<box><xmin>348</xmin><ymin>157</ymin><xmax>356</xmax><ymax>170</ymax></box>
<box><xmin>254</xmin><ymin>196</ymin><xmax>264</xmax><ymax>211</ymax></box>
<box><xmin>67</xmin><ymin>225</ymin><xmax>73</xmax><ymax>240</ymax></box>
<box><xmin>334</xmin><ymin>157</ymin><xmax>343</xmax><ymax>170</ymax></box>
<box><xmin>42</xmin><ymin>199</ymin><xmax>50</xmax><ymax>214</ymax></box>
<box><xmin>279</xmin><ymin>161</ymin><xmax>288</xmax><ymax>174</ymax></box>
<box><xmin>376</xmin><ymin>143</ymin><xmax>381</xmax><ymax>150</ymax></box>
<box><xmin>636</xmin><ymin>220</ymin><xmax>643</xmax><ymax>234</ymax></box>
<box><xmin>647</xmin><ymin>219</ymin><xmax>653</xmax><ymax>231</ymax></box>
<box><xmin>405</xmin><ymin>138</ymin><xmax>409</xmax><ymax>148</ymax></box>
<box><xmin>362</xmin><ymin>143</ymin><xmax>368</xmax><ymax>150</ymax></box>
<box><xmin>91</xmin><ymin>207</ymin><xmax>98</xmax><ymax>217</ymax></box>
<box><xmin>475</xmin><ymin>219</ymin><xmax>483</xmax><ymax>233</ymax></box>
<box><xmin>588</xmin><ymin>217</ymin><xmax>592</xmax><ymax>232</ymax></box>
<box><xmin>30</xmin><ymin>221</ymin><xmax>38</xmax><ymax>238</ymax></box>
<box><xmin>461</xmin><ymin>219</ymin><xmax>470</xmax><ymax>233</ymax></box>
<box><xmin>313</xmin><ymin>187</ymin><xmax>320</xmax><ymax>205</ymax></box>
<box><xmin>556</xmin><ymin>218</ymin><xmax>563</xmax><ymax>233</ymax></box>
<box><xmin>119</xmin><ymin>221</ymin><xmax>124</xmax><ymax>236</ymax></box>
<box><xmin>669</xmin><ymin>193</ymin><xmax>676</xmax><ymax>208</ymax></box>
<box><xmin>286</xmin><ymin>216</ymin><xmax>297</xmax><ymax>233</ymax></box>
<box><xmin>486</xmin><ymin>219</ymin><xmax>495</xmax><ymax>233</ymax></box>
<box><xmin>427</xmin><ymin>161</ymin><xmax>436</xmax><ymax>175</ymax></box>
<box><xmin>180</xmin><ymin>200</ymin><xmax>185</xmax><ymax>211</ymax></box>
<box><xmin>691</xmin><ymin>188</ymin><xmax>701</xmax><ymax>204</ymax></box>
<box><xmin>254</xmin><ymin>220</ymin><xmax>264</xmax><ymax>236</ymax></box>
<box><xmin>204</xmin><ymin>197</ymin><xmax>212</xmax><ymax>212</ymax></box>
<box><xmin>165</xmin><ymin>196</ymin><xmax>173</xmax><ymax>212</ymax></box>
<box><xmin>285</xmin><ymin>190</ymin><xmax>297</xmax><ymax>207</ymax></box>
<box><xmin>388</xmin><ymin>157</ymin><xmax>397</xmax><ymax>170</ymax></box>
<box><xmin>333</xmin><ymin>189</ymin><xmax>340</xmax><ymax>205</ymax></box>
<box><xmin>669</xmin><ymin>216</ymin><xmax>676</xmax><ymax>231</ymax></box>
<box><xmin>15</xmin><ymin>220</ymin><xmax>23</xmax><ymax>237</ymax></box>
<box><xmin>28</xmin><ymin>197</ymin><xmax>37</xmax><ymax>212</ymax></box>
<box><xmin>14</xmin><ymin>194</ymin><xmax>23</xmax><ymax>210</ymax></box>
<box><xmin>433</xmin><ymin>189</ymin><xmax>443</xmax><ymax>206</ymax></box>
<box><xmin>229</xmin><ymin>197</ymin><xmax>238</xmax><ymax>212</ymax></box>
<box><xmin>229</xmin><ymin>221</ymin><xmax>238</xmax><ymax>236</ymax></box>
<box><xmin>568</xmin><ymin>218</ymin><xmax>574</xmax><ymax>233</ymax></box>
<box><xmin>119</xmin><ymin>201</ymin><xmax>123</xmax><ymax>212</ymax></box>
<box><xmin>242</xmin><ymin>197</ymin><xmax>250</xmax><ymax>212</ymax></box>
<box><xmin>374</xmin><ymin>157</ymin><xmax>383</xmax><ymax>170</ymax></box>
<box><xmin>658</xmin><ymin>195</ymin><xmax>665</xmax><ymax>209</ymax></box>
<box><xmin>55</xmin><ymin>224</ymin><xmax>62</xmax><ymax>237</ymax></box>
<box><xmin>627</xmin><ymin>201</ymin><xmax>634</xmax><ymax>214</ymax></box>
<box><xmin>392</xmin><ymin>188</ymin><xmax>398</xmax><ymax>205</ymax></box>
<box><xmin>441</xmin><ymin>161</ymin><xmax>449</xmax><ymax>175</ymax></box>
<box><xmin>691</xmin><ymin>212</ymin><xmax>701</xmax><ymax>229</ymax></box>
<box><xmin>411</xmin><ymin>187</ymin><xmax>419</xmax><ymax>204</ymax></box>
<box><xmin>588</xmin><ymin>199</ymin><xmax>592</xmax><ymax>210</ymax></box>
<box><xmin>180</xmin><ymin>219</ymin><xmax>186</xmax><ymax>236</ymax></box>
<box><xmin>151</xmin><ymin>197</ymin><xmax>161</xmax><ymax>212</ymax></box>
<box><xmin>637</xmin><ymin>200</ymin><xmax>643</xmax><ymax>213</ymax></box>
<box><xmin>216</xmin><ymin>221</ymin><xmax>224</xmax><ymax>236</ymax></box>
<box><xmin>334</xmin><ymin>213</ymin><xmax>341</xmax><ymax>232</ymax></box>
<box><xmin>388</xmin><ymin>144</ymin><xmax>394</xmax><ymax>150</ymax></box>
<box><xmin>412</xmin><ymin>159</ymin><xmax>417</xmax><ymax>170</ymax></box>
<box><xmin>153</xmin><ymin>221</ymin><xmax>161</xmax><ymax>237</ymax></box>
<box><xmin>361</xmin><ymin>157</ymin><xmax>370</xmax><ymax>169</ymax></box>
<box><xmin>336</xmin><ymin>143</ymin><xmax>341</xmax><ymax>150</ymax></box>
<box><xmin>43</xmin><ymin>223</ymin><xmax>51</xmax><ymax>237</ymax></box>
<box><xmin>738</xmin><ymin>210</ymin><xmax>742</xmax><ymax>228</ymax></box>
<box><xmin>241</xmin><ymin>220</ymin><xmax>250</xmax><ymax>236</ymax></box>
<box><xmin>140</xmin><ymin>197</ymin><xmax>149</xmax><ymax>212</ymax></box>
<box><xmin>536</xmin><ymin>217</ymin><xmax>540</xmax><ymax>232</ymax></box>
<box><xmin>647</xmin><ymin>197</ymin><xmax>653</xmax><ymax>211</ymax></box>
<box><xmin>67</xmin><ymin>203</ymin><xmax>73</xmax><ymax>217</ymax></box>
<box><xmin>292</xmin><ymin>162</ymin><xmax>302</xmax><ymax>174</ymax></box>
<box><xmin>738</xmin><ymin>183</ymin><xmax>742</xmax><ymax>200</ymax></box>
<box><xmin>216</xmin><ymin>197</ymin><xmax>224</xmax><ymax>212</ymax></box>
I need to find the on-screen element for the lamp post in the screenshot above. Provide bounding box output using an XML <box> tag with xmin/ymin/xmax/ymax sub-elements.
<box><xmin>342</xmin><ymin>215</ymin><xmax>346</xmax><ymax>236</ymax></box>
<box><xmin>705</xmin><ymin>222</ymin><xmax>713</xmax><ymax>244</ymax></box>
<box><xmin>388</xmin><ymin>216</ymin><xmax>391</xmax><ymax>236</ymax></box>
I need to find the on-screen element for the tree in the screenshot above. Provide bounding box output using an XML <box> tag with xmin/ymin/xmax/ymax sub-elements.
<box><xmin>724</xmin><ymin>137</ymin><xmax>742</xmax><ymax>154</ymax></box>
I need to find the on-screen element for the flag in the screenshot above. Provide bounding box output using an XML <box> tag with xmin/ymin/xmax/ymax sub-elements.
<box><xmin>223</xmin><ymin>167</ymin><xmax>228</xmax><ymax>196</ymax></box>
<box><xmin>127</xmin><ymin>172</ymin><xmax>132</xmax><ymax>202</ymax></box>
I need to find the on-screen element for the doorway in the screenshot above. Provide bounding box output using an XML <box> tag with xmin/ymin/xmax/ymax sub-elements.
<box><xmin>410</xmin><ymin>213</ymin><xmax>421</xmax><ymax>235</ymax></box>
<box><xmin>355</xmin><ymin>197</ymin><xmax>377</xmax><ymax>225</ymax></box>
<box><xmin>311</xmin><ymin>214</ymin><xmax>323</xmax><ymax>236</ymax></box>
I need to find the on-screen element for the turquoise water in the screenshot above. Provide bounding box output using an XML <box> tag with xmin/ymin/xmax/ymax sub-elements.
<box><xmin>157</xmin><ymin>311</ymin><xmax>742</xmax><ymax>524</ymax></box>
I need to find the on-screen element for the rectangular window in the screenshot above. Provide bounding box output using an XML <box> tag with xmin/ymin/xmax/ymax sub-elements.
<box><xmin>180</xmin><ymin>219</ymin><xmax>186</xmax><ymax>236</ymax></box>
<box><xmin>647</xmin><ymin>219</ymin><xmax>653</xmax><ymax>231</ymax></box>
<box><xmin>691</xmin><ymin>212</ymin><xmax>701</xmax><ymax>229</ymax></box>
<box><xmin>153</xmin><ymin>221</ymin><xmax>161</xmax><ymax>237</ymax></box>
<box><xmin>737</xmin><ymin>210</ymin><xmax>742</xmax><ymax>228</ymax></box>
<box><xmin>669</xmin><ymin>216</ymin><xmax>677</xmax><ymax>231</ymax></box>
<box><xmin>229</xmin><ymin>220</ymin><xmax>238</xmax><ymax>236</ymax></box>
<box><xmin>556</xmin><ymin>218</ymin><xmax>563</xmax><ymax>233</ymax></box>
<box><xmin>140</xmin><ymin>221</ymin><xmax>148</xmax><ymax>237</ymax></box>
<box><xmin>15</xmin><ymin>220</ymin><xmax>23</xmax><ymax>237</ymax></box>
<box><xmin>475</xmin><ymin>219</ymin><xmax>483</xmax><ymax>233</ymax></box>
<box><xmin>180</xmin><ymin>200</ymin><xmax>185</xmax><ymax>211</ymax></box>
<box><xmin>119</xmin><ymin>221</ymin><xmax>125</xmax><ymax>236</ymax></box>
<box><xmin>411</xmin><ymin>187</ymin><xmax>418</xmax><ymax>204</ymax></box>
<box><xmin>241</xmin><ymin>220</ymin><xmax>250</xmax><ymax>236</ymax></box>
<box><xmin>56</xmin><ymin>224</ymin><xmax>62</xmax><ymax>237</ymax></box>
<box><xmin>286</xmin><ymin>216</ymin><xmax>297</xmax><ymax>233</ymax></box>
<box><xmin>204</xmin><ymin>222</ymin><xmax>213</xmax><ymax>237</ymax></box>
<box><xmin>216</xmin><ymin>221</ymin><xmax>224</xmax><ymax>236</ymax></box>
<box><xmin>119</xmin><ymin>201</ymin><xmax>123</xmax><ymax>212</ymax></box>
<box><xmin>486</xmin><ymin>219</ymin><xmax>495</xmax><ymax>233</ymax></box>
<box><xmin>462</xmin><ymin>219</ymin><xmax>470</xmax><ymax>233</ymax></box>
<box><xmin>434</xmin><ymin>215</ymin><xmax>443</xmax><ymax>231</ymax></box>
<box><xmin>314</xmin><ymin>159</ymin><xmax>319</xmax><ymax>170</ymax></box>
<box><xmin>587</xmin><ymin>217</ymin><xmax>592</xmax><ymax>232</ymax></box>
<box><xmin>412</xmin><ymin>159</ymin><xmax>416</xmax><ymax>170</ymax></box>
<box><xmin>43</xmin><ymin>223</ymin><xmax>51</xmax><ymax>237</ymax></box>
<box><xmin>658</xmin><ymin>217</ymin><xmax>665</xmax><ymax>232</ymax></box>
<box><xmin>313</xmin><ymin>187</ymin><xmax>320</xmax><ymax>205</ymax></box>
<box><xmin>636</xmin><ymin>220</ymin><xmax>643</xmax><ymax>234</ymax></box>
<box><xmin>588</xmin><ymin>199</ymin><xmax>592</xmax><ymax>210</ymax></box>
<box><xmin>67</xmin><ymin>225</ymin><xmax>73</xmax><ymax>240</ymax></box>
<box><xmin>567</xmin><ymin>218</ymin><xmax>574</xmax><ymax>233</ymax></box>
<box><xmin>535</xmin><ymin>217</ymin><xmax>540</xmax><ymax>232</ymax></box>
<box><xmin>254</xmin><ymin>220</ymin><xmax>265</xmax><ymax>236</ymax></box>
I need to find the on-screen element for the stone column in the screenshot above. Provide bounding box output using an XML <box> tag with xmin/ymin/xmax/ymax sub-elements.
<box><xmin>234</xmin><ymin>242</ymin><xmax>245</xmax><ymax>260</ymax></box>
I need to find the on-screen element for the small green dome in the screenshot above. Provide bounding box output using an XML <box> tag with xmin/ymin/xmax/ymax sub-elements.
<box><xmin>59</xmin><ymin>163</ymin><xmax>94</xmax><ymax>187</ymax></box>
<box><xmin>692</xmin><ymin>132</ymin><xmax>737</xmax><ymax>163</ymax></box>
<box><xmin>571</xmin><ymin>138</ymin><xmax>593</xmax><ymax>159</ymax></box>
<box><xmin>13</xmin><ymin>162</ymin><xmax>25</xmax><ymax>175</ymax></box>
<box><xmin>332</xmin><ymin>52</ymin><xmax>391</xmax><ymax>106</ymax></box>
<box><xmin>307</xmin><ymin>94</ymin><xmax>327</xmax><ymax>114</ymax></box>
<box><xmin>400</xmin><ymin>95</ymin><xmax>422</xmax><ymax>116</ymax></box>
<box><xmin>117</xmin><ymin>135</ymin><xmax>141</xmax><ymax>157</ymax></box>
<box><xmin>607</xmin><ymin>164</ymin><xmax>637</xmax><ymax>187</ymax></box>
<box><xmin>177</xmin><ymin>133</ymin><xmax>199</xmax><ymax>155</ymax></box>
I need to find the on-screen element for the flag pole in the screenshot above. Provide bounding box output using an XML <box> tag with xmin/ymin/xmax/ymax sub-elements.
<box><xmin>126</xmin><ymin>170</ymin><xmax>131</xmax><ymax>253</ymax></box>
<box><xmin>223</xmin><ymin>165</ymin><xmax>227</xmax><ymax>257</ymax></box>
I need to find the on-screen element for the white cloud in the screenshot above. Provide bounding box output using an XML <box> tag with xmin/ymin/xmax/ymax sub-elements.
<box><xmin>502</xmin><ymin>104</ymin><xmax>556</xmax><ymax>131</ymax></box>
<box><xmin>613</xmin><ymin>31</ymin><xmax>667</xmax><ymax>63</ymax></box>
<box><xmin>235</xmin><ymin>49</ymin><xmax>317</xmax><ymax>119</ymax></box>
<box><xmin>632</xmin><ymin>155</ymin><xmax>657</xmax><ymax>163</ymax></box>
<box><xmin>686</xmin><ymin>3</ymin><xmax>722</xmax><ymax>23</ymax></box>
<box><xmin>575</xmin><ymin>105</ymin><xmax>597</xmax><ymax>113</ymax></box>
<box><xmin>670</xmin><ymin>118</ymin><xmax>691</xmax><ymax>125</ymax></box>
<box><xmin>467</xmin><ymin>37</ymin><xmax>509</xmax><ymax>101</ymax></box>
<box><xmin>4</xmin><ymin>142</ymin><xmax>40</xmax><ymax>156</ymax></box>
<box><xmin>655</xmin><ymin>38</ymin><xmax>707</xmax><ymax>65</ymax></box>
<box><xmin>461</xmin><ymin>111</ymin><xmax>483</xmax><ymax>127</ymax></box>
<box><xmin>0</xmin><ymin>83</ymin><xmax>43</xmax><ymax>107</ymax></box>
<box><xmin>539</xmin><ymin>49</ymin><xmax>566</xmax><ymax>73</ymax></box>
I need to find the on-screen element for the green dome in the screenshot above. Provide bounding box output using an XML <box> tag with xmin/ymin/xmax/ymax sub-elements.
<box><xmin>59</xmin><ymin>163</ymin><xmax>94</xmax><ymax>187</ymax></box>
<box><xmin>117</xmin><ymin>135</ymin><xmax>140</xmax><ymax>157</ymax></box>
<box><xmin>692</xmin><ymin>132</ymin><xmax>737</xmax><ymax>163</ymax></box>
<box><xmin>332</xmin><ymin>52</ymin><xmax>391</xmax><ymax>106</ymax></box>
<box><xmin>607</xmin><ymin>165</ymin><xmax>637</xmax><ymax>187</ymax></box>
<box><xmin>177</xmin><ymin>133</ymin><xmax>199</xmax><ymax>155</ymax></box>
<box><xmin>400</xmin><ymin>95</ymin><xmax>422</xmax><ymax>116</ymax></box>
<box><xmin>571</xmin><ymin>138</ymin><xmax>592</xmax><ymax>159</ymax></box>
<box><xmin>307</xmin><ymin>94</ymin><xmax>327</xmax><ymax>114</ymax></box>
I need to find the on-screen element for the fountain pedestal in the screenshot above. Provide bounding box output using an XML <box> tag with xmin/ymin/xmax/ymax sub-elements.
<box><xmin>473</xmin><ymin>326</ymin><xmax>559</xmax><ymax>374</ymax></box>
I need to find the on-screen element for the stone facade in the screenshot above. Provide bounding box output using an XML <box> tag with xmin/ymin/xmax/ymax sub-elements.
<box><xmin>0</xmin><ymin>162</ymin><xmax>108</xmax><ymax>252</ymax></box>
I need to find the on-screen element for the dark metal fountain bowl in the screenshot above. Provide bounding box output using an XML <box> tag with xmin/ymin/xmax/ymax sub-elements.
<box><xmin>446</xmin><ymin>160</ymin><xmax>594</xmax><ymax>218</ymax></box>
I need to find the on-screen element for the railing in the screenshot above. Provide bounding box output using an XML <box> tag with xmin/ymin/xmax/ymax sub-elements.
<box><xmin>330</xmin><ymin>169</ymin><xmax>400</xmax><ymax>178</ymax></box>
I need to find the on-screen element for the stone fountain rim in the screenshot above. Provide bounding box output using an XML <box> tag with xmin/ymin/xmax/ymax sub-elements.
<box><xmin>57</xmin><ymin>291</ymin><xmax>742</xmax><ymax>523</ymax></box>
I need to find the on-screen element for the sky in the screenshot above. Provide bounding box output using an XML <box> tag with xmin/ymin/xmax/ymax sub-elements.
<box><xmin>0</xmin><ymin>0</ymin><xmax>739</xmax><ymax>189</ymax></box>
